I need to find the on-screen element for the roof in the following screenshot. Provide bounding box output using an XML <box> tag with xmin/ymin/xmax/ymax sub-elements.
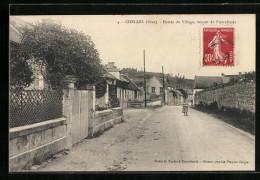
<box><xmin>104</xmin><ymin>71</ymin><xmax>129</xmax><ymax>82</ymax></box>
<box><xmin>193</xmin><ymin>76</ymin><xmax>223</xmax><ymax>89</ymax></box>
<box><xmin>159</xmin><ymin>77</ymin><xmax>172</xmax><ymax>87</ymax></box>
<box><xmin>185</xmin><ymin>89</ymin><xmax>193</xmax><ymax>95</ymax></box>
<box><xmin>10</xmin><ymin>24</ymin><xmax>22</xmax><ymax>44</ymax></box>
<box><xmin>121</xmin><ymin>75</ymin><xmax>141</xmax><ymax>91</ymax></box>
<box><xmin>149</xmin><ymin>76</ymin><xmax>173</xmax><ymax>88</ymax></box>
<box><xmin>119</xmin><ymin>75</ymin><xmax>130</xmax><ymax>83</ymax></box>
<box><xmin>10</xmin><ymin>16</ymin><xmax>33</xmax><ymax>29</ymax></box>
<box><xmin>104</xmin><ymin>72</ymin><xmax>118</xmax><ymax>80</ymax></box>
<box><xmin>169</xmin><ymin>89</ymin><xmax>183</xmax><ymax>96</ymax></box>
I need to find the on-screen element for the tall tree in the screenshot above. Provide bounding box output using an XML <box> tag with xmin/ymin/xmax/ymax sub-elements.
<box><xmin>10</xmin><ymin>21</ymin><xmax>106</xmax><ymax>97</ymax></box>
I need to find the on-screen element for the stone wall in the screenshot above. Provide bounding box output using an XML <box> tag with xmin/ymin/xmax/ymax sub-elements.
<box><xmin>89</xmin><ymin>107</ymin><xmax>123</xmax><ymax>136</ymax></box>
<box><xmin>9</xmin><ymin>118</ymin><xmax>70</xmax><ymax>171</ymax></box>
<box><xmin>195</xmin><ymin>82</ymin><xmax>255</xmax><ymax>112</ymax></box>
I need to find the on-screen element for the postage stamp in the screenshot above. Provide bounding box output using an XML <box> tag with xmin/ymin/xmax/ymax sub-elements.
<box><xmin>202</xmin><ymin>27</ymin><xmax>234</xmax><ymax>66</ymax></box>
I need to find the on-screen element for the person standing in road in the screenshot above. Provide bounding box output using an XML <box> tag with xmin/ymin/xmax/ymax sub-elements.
<box><xmin>182</xmin><ymin>103</ymin><xmax>188</xmax><ymax>116</ymax></box>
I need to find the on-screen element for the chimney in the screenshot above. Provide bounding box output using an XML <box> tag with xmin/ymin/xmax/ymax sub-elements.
<box><xmin>108</xmin><ymin>62</ymin><xmax>115</xmax><ymax>68</ymax></box>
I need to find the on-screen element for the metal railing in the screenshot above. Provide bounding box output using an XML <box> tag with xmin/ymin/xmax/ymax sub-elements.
<box><xmin>9</xmin><ymin>89</ymin><xmax>63</xmax><ymax>128</ymax></box>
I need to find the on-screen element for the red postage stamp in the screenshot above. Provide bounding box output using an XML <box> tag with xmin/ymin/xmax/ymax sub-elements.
<box><xmin>202</xmin><ymin>27</ymin><xmax>234</xmax><ymax>66</ymax></box>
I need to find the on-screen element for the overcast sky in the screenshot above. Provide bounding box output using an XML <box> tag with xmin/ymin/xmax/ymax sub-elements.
<box><xmin>14</xmin><ymin>15</ymin><xmax>255</xmax><ymax>79</ymax></box>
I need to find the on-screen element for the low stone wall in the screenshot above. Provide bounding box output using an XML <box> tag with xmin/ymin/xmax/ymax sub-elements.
<box><xmin>89</xmin><ymin>107</ymin><xmax>123</xmax><ymax>136</ymax></box>
<box><xmin>9</xmin><ymin>118</ymin><xmax>71</xmax><ymax>171</ymax></box>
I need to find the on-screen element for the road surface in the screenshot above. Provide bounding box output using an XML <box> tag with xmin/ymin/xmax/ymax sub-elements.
<box><xmin>33</xmin><ymin>106</ymin><xmax>255</xmax><ymax>171</ymax></box>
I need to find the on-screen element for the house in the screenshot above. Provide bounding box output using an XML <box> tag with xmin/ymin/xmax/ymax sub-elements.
<box><xmin>145</xmin><ymin>76</ymin><xmax>165</xmax><ymax>100</ymax></box>
<box><xmin>96</xmin><ymin>62</ymin><xmax>142</xmax><ymax>107</ymax></box>
<box><xmin>185</xmin><ymin>89</ymin><xmax>193</xmax><ymax>106</ymax></box>
<box><xmin>10</xmin><ymin>24</ymin><xmax>22</xmax><ymax>45</ymax></box>
<box><xmin>165</xmin><ymin>87</ymin><xmax>184</xmax><ymax>106</ymax></box>
<box><xmin>10</xmin><ymin>16</ymin><xmax>49</xmax><ymax>90</ymax></box>
<box><xmin>193</xmin><ymin>74</ymin><xmax>232</xmax><ymax>104</ymax></box>
<box><xmin>121</xmin><ymin>75</ymin><xmax>142</xmax><ymax>101</ymax></box>
<box><xmin>145</xmin><ymin>76</ymin><xmax>184</xmax><ymax>105</ymax></box>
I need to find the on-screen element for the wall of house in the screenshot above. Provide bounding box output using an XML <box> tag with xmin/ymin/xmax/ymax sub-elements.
<box><xmin>187</xmin><ymin>94</ymin><xmax>193</xmax><ymax>105</ymax></box>
<box><xmin>117</xmin><ymin>87</ymin><xmax>121</xmax><ymax>99</ymax></box>
<box><xmin>126</xmin><ymin>89</ymin><xmax>137</xmax><ymax>100</ymax></box>
<box><xmin>165</xmin><ymin>90</ymin><xmax>183</xmax><ymax>106</ymax></box>
<box><xmin>194</xmin><ymin>81</ymin><xmax>255</xmax><ymax>112</ymax></box>
<box><xmin>137</xmin><ymin>91</ymin><xmax>141</xmax><ymax>100</ymax></box>
<box><xmin>9</xmin><ymin>117</ymin><xmax>70</xmax><ymax>171</ymax></box>
<box><xmin>25</xmin><ymin>59</ymin><xmax>47</xmax><ymax>90</ymax></box>
<box><xmin>193</xmin><ymin>89</ymin><xmax>203</xmax><ymax>105</ymax></box>
<box><xmin>146</xmin><ymin>77</ymin><xmax>163</xmax><ymax>95</ymax></box>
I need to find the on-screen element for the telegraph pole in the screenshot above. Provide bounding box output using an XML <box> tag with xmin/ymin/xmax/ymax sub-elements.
<box><xmin>144</xmin><ymin>50</ymin><xmax>147</xmax><ymax>108</ymax></box>
<box><xmin>162</xmin><ymin>66</ymin><xmax>165</xmax><ymax>105</ymax></box>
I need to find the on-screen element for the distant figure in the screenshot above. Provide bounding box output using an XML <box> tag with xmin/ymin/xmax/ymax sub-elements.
<box><xmin>182</xmin><ymin>103</ymin><xmax>188</xmax><ymax>116</ymax></box>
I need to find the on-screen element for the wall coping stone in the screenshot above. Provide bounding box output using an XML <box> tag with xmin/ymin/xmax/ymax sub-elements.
<box><xmin>95</xmin><ymin>109</ymin><xmax>113</xmax><ymax>117</ymax></box>
<box><xmin>112</xmin><ymin>107</ymin><xmax>122</xmax><ymax>110</ymax></box>
<box><xmin>10</xmin><ymin>117</ymin><xmax>67</xmax><ymax>139</ymax></box>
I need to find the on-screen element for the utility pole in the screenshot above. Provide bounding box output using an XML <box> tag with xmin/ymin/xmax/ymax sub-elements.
<box><xmin>144</xmin><ymin>50</ymin><xmax>147</xmax><ymax>108</ymax></box>
<box><xmin>162</xmin><ymin>66</ymin><xmax>165</xmax><ymax>105</ymax></box>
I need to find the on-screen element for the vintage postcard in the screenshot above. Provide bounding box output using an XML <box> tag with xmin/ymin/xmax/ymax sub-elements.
<box><xmin>9</xmin><ymin>14</ymin><xmax>255</xmax><ymax>172</ymax></box>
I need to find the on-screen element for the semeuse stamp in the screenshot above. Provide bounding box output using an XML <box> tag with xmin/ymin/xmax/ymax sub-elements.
<box><xmin>202</xmin><ymin>27</ymin><xmax>234</xmax><ymax>66</ymax></box>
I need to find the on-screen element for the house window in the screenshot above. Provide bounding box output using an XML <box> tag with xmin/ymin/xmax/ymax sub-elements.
<box><xmin>160</xmin><ymin>87</ymin><xmax>163</xmax><ymax>93</ymax></box>
<box><xmin>152</xmin><ymin>87</ymin><xmax>155</xmax><ymax>93</ymax></box>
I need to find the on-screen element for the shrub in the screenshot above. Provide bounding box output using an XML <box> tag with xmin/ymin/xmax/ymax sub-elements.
<box><xmin>95</xmin><ymin>105</ymin><xmax>108</xmax><ymax>111</ymax></box>
<box><xmin>208</xmin><ymin>101</ymin><xmax>219</xmax><ymax>113</ymax></box>
<box><xmin>109</xmin><ymin>93</ymin><xmax>120</xmax><ymax>108</ymax></box>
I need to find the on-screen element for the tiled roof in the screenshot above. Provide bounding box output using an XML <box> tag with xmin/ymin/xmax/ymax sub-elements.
<box><xmin>104</xmin><ymin>72</ymin><xmax>118</xmax><ymax>80</ymax></box>
<box><xmin>193</xmin><ymin>76</ymin><xmax>224</xmax><ymax>89</ymax></box>
<box><xmin>119</xmin><ymin>75</ymin><xmax>130</xmax><ymax>83</ymax></box>
<box><xmin>104</xmin><ymin>71</ymin><xmax>129</xmax><ymax>82</ymax></box>
<box><xmin>169</xmin><ymin>89</ymin><xmax>182</xmax><ymax>96</ymax></box>
<box><xmin>121</xmin><ymin>75</ymin><xmax>141</xmax><ymax>91</ymax></box>
<box><xmin>156</xmin><ymin>77</ymin><xmax>173</xmax><ymax>87</ymax></box>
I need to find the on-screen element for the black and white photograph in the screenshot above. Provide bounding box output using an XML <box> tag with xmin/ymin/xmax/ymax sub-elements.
<box><xmin>9</xmin><ymin>14</ymin><xmax>255</xmax><ymax>172</ymax></box>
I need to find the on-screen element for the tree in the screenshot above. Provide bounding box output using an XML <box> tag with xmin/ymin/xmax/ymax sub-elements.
<box><xmin>177</xmin><ymin>88</ymin><xmax>188</xmax><ymax>99</ymax></box>
<box><xmin>11</xmin><ymin>21</ymin><xmax>106</xmax><ymax>97</ymax></box>
<box><xmin>10</xmin><ymin>43</ymin><xmax>34</xmax><ymax>88</ymax></box>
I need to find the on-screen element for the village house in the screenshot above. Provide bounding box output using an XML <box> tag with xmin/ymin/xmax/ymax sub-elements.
<box><xmin>185</xmin><ymin>89</ymin><xmax>193</xmax><ymax>106</ymax></box>
<box><xmin>10</xmin><ymin>17</ymin><xmax>50</xmax><ymax>90</ymax></box>
<box><xmin>96</xmin><ymin>62</ymin><xmax>142</xmax><ymax>108</ymax></box>
<box><xmin>144</xmin><ymin>76</ymin><xmax>184</xmax><ymax>105</ymax></box>
<box><xmin>10</xmin><ymin>24</ymin><xmax>22</xmax><ymax>45</ymax></box>
<box><xmin>193</xmin><ymin>74</ymin><xmax>232</xmax><ymax>104</ymax></box>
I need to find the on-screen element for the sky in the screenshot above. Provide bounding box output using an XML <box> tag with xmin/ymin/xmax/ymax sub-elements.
<box><xmin>14</xmin><ymin>15</ymin><xmax>255</xmax><ymax>79</ymax></box>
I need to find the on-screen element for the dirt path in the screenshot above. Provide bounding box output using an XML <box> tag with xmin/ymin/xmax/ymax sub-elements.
<box><xmin>33</xmin><ymin>106</ymin><xmax>255</xmax><ymax>171</ymax></box>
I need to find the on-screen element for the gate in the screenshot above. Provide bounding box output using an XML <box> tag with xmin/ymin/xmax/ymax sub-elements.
<box><xmin>71</xmin><ymin>90</ymin><xmax>93</xmax><ymax>144</ymax></box>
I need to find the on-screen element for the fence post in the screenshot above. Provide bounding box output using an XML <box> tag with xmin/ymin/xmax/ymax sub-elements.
<box><xmin>62</xmin><ymin>76</ymin><xmax>77</xmax><ymax>149</ymax></box>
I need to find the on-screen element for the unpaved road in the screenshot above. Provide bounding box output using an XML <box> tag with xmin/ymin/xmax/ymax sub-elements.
<box><xmin>34</xmin><ymin>106</ymin><xmax>255</xmax><ymax>171</ymax></box>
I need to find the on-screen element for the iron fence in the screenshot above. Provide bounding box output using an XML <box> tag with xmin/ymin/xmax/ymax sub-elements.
<box><xmin>9</xmin><ymin>89</ymin><xmax>63</xmax><ymax>128</ymax></box>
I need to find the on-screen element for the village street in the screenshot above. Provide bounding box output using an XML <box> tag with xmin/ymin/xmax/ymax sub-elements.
<box><xmin>33</xmin><ymin>106</ymin><xmax>254</xmax><ymax>171</ymax></box>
